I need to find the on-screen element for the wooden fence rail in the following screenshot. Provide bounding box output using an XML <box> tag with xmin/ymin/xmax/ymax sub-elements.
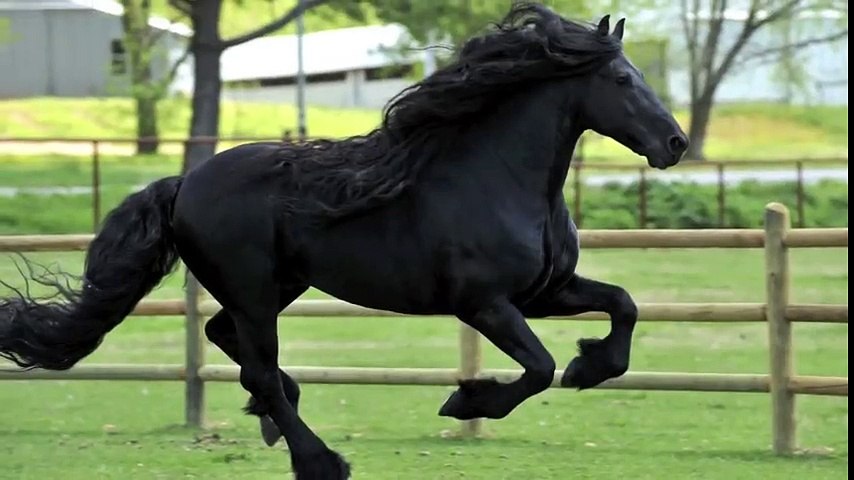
<box><xmin>0</xmin><ymin>203</ymin><xmax>847</xmax><ymax>456</ymax></box>
<box><xmin>1</xmin><ymin>227</ymin><xmax>847</xmax><ymax>252</ymax></box>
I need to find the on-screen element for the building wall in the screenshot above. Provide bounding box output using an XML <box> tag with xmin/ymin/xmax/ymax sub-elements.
<box><xmin>222</xmin><ymin>72</ymin><xmax>413</xmax><ymax>110</ymax></box>
<box><xmin>0</xmin><ymin>8</ymin><xmax>184</xmax><ymax>98</ymax></box>
<box><xmin>0</xmin><ymin>11</ymin><xmax>51</xmax><ymax>97</ymax></box>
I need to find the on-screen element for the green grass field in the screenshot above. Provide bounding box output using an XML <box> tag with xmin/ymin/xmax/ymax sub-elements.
<box><xmin>0</xmin><ymin>97</ymin><xmax>848</xmax><ymax>235</ymax></box>
<box><xmin>1</xmin><ymin>98</ymin><xmax>848</xmax><ymax>161</ymax></box>
<box><xmin>0</xmin><ymin>248</ymin><xmax>847</xmax><ymax>479</ymax></box>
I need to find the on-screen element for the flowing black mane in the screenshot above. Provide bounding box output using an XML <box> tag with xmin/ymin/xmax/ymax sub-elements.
<box><xmin>276</xmin><ymin>2</ymin><xmax>623</xmax><ymax>221</ymax></box>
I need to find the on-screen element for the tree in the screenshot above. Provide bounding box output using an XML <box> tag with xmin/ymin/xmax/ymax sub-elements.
<box><xmin>167</xmin><ymin>0</ymin><xmax>340</xmax><ymax>172</ymax></box>
<box><xmin>680</xmin><ymin>0</ymin><xmax>848</xmax><ymax>159</ymax></box>
<box><xmin>369</xmin><ymin>0</ymin><xmax>594</xmax><ymax>63</ymax></box>
<box><xmin>162</xmin><ymin>0</ymin><xmax>647</xmax><ymax>170</ymax></box>
<box><xmin>119</xmin><ymin>0</ymin><xmax>189</xmax><ymax>154</ymax></box>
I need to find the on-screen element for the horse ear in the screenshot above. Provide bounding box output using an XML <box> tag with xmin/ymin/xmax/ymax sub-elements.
<box><xmin>613</xmin><ymin>18</ymin><xmax>625</xmax><ymax>40</ymax></box>
<box><xmin>597</xmin><ymin>15</ymin><xmax>610</xmax><ymax>36</ymax></box>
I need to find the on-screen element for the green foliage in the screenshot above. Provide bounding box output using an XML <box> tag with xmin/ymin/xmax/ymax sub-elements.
<box><xmin>570</xmin><ymin>179</ymin><xmax>848</xmax><ymax>229</ymax></box>
<box><xmin>365</xmin><ymin>0</ymin><xmax>595</xmax><ymax>69</ymax></box>
<box><xmin>149</xmin><ymin>0</ymin><xmax>379</xmax><ymax>38</ymax></box>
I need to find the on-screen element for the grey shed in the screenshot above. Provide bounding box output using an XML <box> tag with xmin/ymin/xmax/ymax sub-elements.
<box><xmin>0</xmin><ymin>0</ymin><xmax>190</xmax><ymax>98</ymax></box>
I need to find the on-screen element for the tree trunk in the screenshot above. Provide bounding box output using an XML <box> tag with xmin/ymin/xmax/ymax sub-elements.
<box><xmin>135</xmin><ymin>95</ymin><xmax>159</xmax><ymax>154</ymax></box>
<box><xmin>135</xmin><ymin>62</ymin><xmax>159</xmax><ymax>154</ymax></box>
<box><xmin>183</xmin><ymin>0</ymin><xmax>223</xmax><ymax>173</ymax></box>
<box><xmin>685</xmin><ymin>91</ymin><xmax>714</xmax><ymax>160</ymax></box>
<box><xmin>122</xmin><ymin>0</ymin><xmax>160</xmax><ymax>155</ymax></box>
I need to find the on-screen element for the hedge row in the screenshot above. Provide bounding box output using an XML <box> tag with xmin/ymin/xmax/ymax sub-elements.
<box><xmin>570</xmin><ymin>179</ymin><xmax>848</xmax><ymax>229</ymax></box>
<box><xmin>0</xmin><ymin>179</ymin><xmax>848</xmax><ymax>235</ymax></box>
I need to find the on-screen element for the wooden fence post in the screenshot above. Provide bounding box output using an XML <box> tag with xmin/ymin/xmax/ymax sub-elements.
<box><xmin>795</xmin><ymin>161</ymin><xmax>805</xmax><ymax>228</ymax></box>
<box><xmin>459</xmin><ymin>324</ymin><xmax>482</xmax><ymax>438</ymax></box>
<box><xmin>185</xmin><ymin>270</ymin><xmax>205</xmax><ymax>428</ymax></box>
<box><xmin>717</xmin><ymin>164</ymin><xmax>726</xmax><ymax>227</ymax></box>
<box><xmin>91</xmin><ymin>140</ymin><xmax>101</xmax><ymax>232</ymax></box>
<box><xmin>764</xmin><ymin>202</ymin><xmax>795</xmax><ymax>454</ymax></box>
<box><xmin>573</xmin><ymin>164</ymin><xmax>583</xmax><ymax>228</ymax></box>
<box><xmin>638</xmin><ymin>168</ymin><xmax>647</xmax><ymax>228</ymax></box>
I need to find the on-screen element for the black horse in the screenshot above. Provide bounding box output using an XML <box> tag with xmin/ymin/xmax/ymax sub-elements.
<box><xmin>1</xmin><ymin>4</ymin><xmax>687</xmax><ymax>479</ymax></box>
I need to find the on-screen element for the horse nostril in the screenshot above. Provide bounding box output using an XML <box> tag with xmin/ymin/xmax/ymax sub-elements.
<box><xmin>668</xmin><ymin>135</ymin><xmax>688</xmax><ymax>154</ymax></box>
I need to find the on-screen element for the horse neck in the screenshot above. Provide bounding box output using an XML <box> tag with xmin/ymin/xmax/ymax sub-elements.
<box><xmin>482</xmin><ymin>81</ymin><xmax>583</xmax><ymax>203</ymax></box>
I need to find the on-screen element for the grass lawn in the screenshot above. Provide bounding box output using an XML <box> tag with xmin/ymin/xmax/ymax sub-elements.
<box><xmin>0</xmin><ymin>98</ymin><xmax>381</xmax><ymax>141</ymax></box>
<box><xmin>0</xmin><ymin>98</ymin><xmax>848</xmax><ymax>235</ymax></box>
<box><xmin>0</xmin><ymin>248</ymin><xmax>847</xmax><ymax>479</ymax></box>
<box><xmin>580</xmin><ymin>103</ymin><xmax>849</xmax><ymax>161</ymax></box>
<box><xmin>0</xmin><ymin>98</ymin><xmax>848</xmax><ymax>162</ymax></box>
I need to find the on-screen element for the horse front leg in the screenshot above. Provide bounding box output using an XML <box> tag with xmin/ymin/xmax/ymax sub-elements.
<box><xmin>438</xmin><ymin>298</ymin><xmax>556</xmax><ymax>420</ymax></box>
<box><xmin>522</xmin><ymin>274</ymin><xmax>638</xmax><ymax>390</ymax></box>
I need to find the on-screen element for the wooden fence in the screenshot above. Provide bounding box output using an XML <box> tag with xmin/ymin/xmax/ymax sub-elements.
<box><xmin>0</xmin><ymin>203</ymin><xmax>847</xmax><ymax>455</ymax></box>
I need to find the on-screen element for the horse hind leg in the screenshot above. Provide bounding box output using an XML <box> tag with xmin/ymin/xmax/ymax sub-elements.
<box><xmin>227</xmin><ymin>283</ymin><xmax>349</xmax><ymax>478</ymax></box>
<box><xmin>203</xmin><ymin>293</ymin><xmax>305</xmax><ymax>447</ymax></box>
<box><xmin>180</xmin><ymin>242</ymin><xmax>346</xmax><ymax>475</ymax></box>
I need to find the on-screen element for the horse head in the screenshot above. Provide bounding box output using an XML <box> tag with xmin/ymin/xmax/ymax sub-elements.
<box><xmin>577</xmin><ymin>15</ymin><xmax>688</xmax><ymax>169</ymax></box>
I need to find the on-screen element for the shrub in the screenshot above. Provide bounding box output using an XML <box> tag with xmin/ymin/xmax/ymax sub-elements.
<box><xmin>569</xmin><ymin>179</ymin><xmax>848</xmax><ymax>229</ymax></box>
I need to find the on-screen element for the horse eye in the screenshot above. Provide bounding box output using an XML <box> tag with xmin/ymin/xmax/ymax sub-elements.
<box><xmin>616</xmin><ymin>73</ymin><xmax>630</xmax><ymax>85</ymax></box>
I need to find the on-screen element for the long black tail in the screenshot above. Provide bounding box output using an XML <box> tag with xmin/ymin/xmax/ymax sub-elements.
<box><xmin>0</xmin><ymin>176</ymin><xmax>183</xmax><ymax>370</ymax></box>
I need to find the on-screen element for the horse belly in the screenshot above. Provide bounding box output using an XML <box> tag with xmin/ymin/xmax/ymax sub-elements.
<box><xmin>304</xmin><ymin>235</ymin><xmax>443</xmax><ymax>315</ymax></box>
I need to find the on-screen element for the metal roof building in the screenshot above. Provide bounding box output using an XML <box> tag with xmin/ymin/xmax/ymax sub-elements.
<box><xmin>220</xmin><ymin>24</ymin><xmax>413</xmax><ymax>83</ymax></box>
<box><xmin>0</xmin><ymin>0</ymin><xmax>189</xmax><ymax>98</ymax></box>
<box><xmin>219</xmin><ymin>23</ymin><xmax>423</xmax><ymax>109</ymax></box>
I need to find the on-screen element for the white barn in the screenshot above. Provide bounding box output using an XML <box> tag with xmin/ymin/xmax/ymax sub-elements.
<box><xmin>219</xmin><ymin>24</ymin><xmax>425</xmax><ymax>109</ymax></box>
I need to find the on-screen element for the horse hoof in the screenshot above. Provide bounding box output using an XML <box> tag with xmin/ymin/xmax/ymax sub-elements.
<box><xmin>561</xmin><ymin>355</ymin><xmax>591</xmax><ymax>389</ymax></box>
<box><xmin>259</xmin><ymin>415</ymin><xmax>281</xmax><ymax>447</ymax></box>
<box><xmin>292</xmin><ymin>447</ymin><xmax>351</xmax><ymax>480</ymax></box>
<box><xmin>438</xmin><ymin>378</ymin><xmax>504</xmax><ymax>420</ymax></box>
<box><xmin>438</xmin><ymin>388</ymin><xmax>477</xmax><ymax>420</ymax></box>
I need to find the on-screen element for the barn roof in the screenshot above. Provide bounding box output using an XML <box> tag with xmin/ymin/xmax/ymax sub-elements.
<box><xmin>220</xmin><ymin>23</ymin><xmax>417</xmax><ymax>82</ymax></box>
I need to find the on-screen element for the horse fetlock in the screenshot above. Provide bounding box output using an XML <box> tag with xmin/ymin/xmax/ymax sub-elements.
<box><xmin>242</xmin><ymin>395</ymin><xmax>267</xmax><ymax>416</ymax></box>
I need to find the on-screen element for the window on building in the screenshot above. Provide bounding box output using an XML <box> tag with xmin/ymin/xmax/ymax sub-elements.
<box><xmin>110</xmin><ymin>39</ymin><xmax>127</xmax><ymax>75</ymax></box>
